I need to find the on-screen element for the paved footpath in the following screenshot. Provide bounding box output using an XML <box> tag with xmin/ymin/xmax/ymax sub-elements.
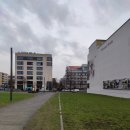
<box><xmin>0</xmin><ymin>92</ymin><xmax>55</xmax><ymax>130</ymax></box>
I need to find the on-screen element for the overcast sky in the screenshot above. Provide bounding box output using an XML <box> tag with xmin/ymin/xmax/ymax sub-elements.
<box><xmin>0</xmin><ymin>0</ymin><xmax>130</xmax><ymax>79</ymax></box>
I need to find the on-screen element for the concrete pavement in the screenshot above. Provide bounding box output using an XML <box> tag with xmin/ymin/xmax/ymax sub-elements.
<box><xmin>0</xmin><ymin>92</ymin><xmax>55</xmax><ymax>130</ymax></box>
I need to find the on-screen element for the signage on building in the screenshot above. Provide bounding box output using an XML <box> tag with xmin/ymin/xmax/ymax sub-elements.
<box><xmin>100</xmin><ymin>40</ymin><xmax>113</xmax><ymax>51</ymax></box>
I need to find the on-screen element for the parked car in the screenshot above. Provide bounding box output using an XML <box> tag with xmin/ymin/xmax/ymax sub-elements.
<box><xmin>73</xmin><ymin>89</ymin><xmax>79</xmax><ymax>92</ymax></box>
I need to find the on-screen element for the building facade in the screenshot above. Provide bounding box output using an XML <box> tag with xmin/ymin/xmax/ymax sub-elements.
<box><xmin>87</xmin><ymin>19</ymin><xmax>130</xmax><ymax>98</ymax></box>
<box><xmin>65</xmin><ymin>64</ymin><xmax>88</xmax><ymax>90</ymax></box>
<box><xmin>15</xmin><ymin>52</ymin><xmax>52</xmax><ymax>91</ymax></box>
<box><xmin>0</xmin><ymin>72</ymin><xmax>8</xmax><ymax>87</ymax></box>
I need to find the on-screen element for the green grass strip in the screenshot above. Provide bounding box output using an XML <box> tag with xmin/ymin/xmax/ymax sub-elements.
<box><xmin>0</xmin><ymin>91</ymin><xmax>34</xmax><ymax>108</ymax></box>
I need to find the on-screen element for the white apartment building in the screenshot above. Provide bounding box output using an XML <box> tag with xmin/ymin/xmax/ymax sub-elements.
<box><xmin>15</xmin><ymin>52</ymin><xmax>52</xmax><ymax>91</ymax></box>
<box><xmin>0</xmin><ymin>72</ymin><xmax>8</xmax><ymax>87</ymax></box>
<box><xmin>65</xmin><ymin>64</ymin><xmax>88</xmax><ymax>90</ymax></box>
<box><xmin>87</xmin><ymin>19</ymin><xmax>130</xmax><ymax>98</ymax></box>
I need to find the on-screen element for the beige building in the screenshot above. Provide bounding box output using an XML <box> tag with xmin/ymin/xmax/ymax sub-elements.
<box><xmin>0</xmin><ymin>72</ymin><xmax>8</xmax><ymax>87</ymax></box>
<box><xmin>15</xmin><ymin>52</ymin><xmax>52</xmax><ymax>91</ymax></box>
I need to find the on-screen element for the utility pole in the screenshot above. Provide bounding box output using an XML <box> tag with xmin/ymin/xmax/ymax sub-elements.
<box><xmin>86</xmin><ymin>76</ymin><xmax>88</xmax><ymax>93</ymax></box>
<box><xmin>23</xmin><ymin>77</ymin><xmax>26</xmax><ymax>91</ymax></box>
<box><xmin>10</xmin><ymin>47</ymin><xmax>13</xmax><ymax>102</ymax></box>
<box><xmin>44</xmin><ymin>77</ymin><xmax>45</xmax><ymax>91</ymax></box>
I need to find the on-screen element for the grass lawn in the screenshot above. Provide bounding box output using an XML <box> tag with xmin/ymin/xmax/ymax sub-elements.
<box><xmin>0</xmin><ymin>91</ymin><xmax>34</xmax><ymax>107</ymax></box>
<box><xmin>61</xmin><ymin>93</ymin><xmax>130</xmax><ymax>130</ymax></box>
<box><xmin>25</xmin><ymin>92</ymin><xmax>130</xmax><ymax>130</ymax></box>
<box><xmin>25</xmin><ymin>94</ymin><xmax>60</xmax><ymax>130</ymax></box>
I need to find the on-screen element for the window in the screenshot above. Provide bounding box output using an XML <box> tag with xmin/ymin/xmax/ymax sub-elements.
<box><xmin>27</xmin><ymin>81</ymin><xmax>33</xmax><ymax>87</ymax></box>
<box><xmin>81</xmin><ymin>73</ymin><xmax>84</xmax><ymax>76</ymax></box>
<box><xmin>17</xmin><ymin>66</ymin><xmax>23</xmax><ymax>70</ymax></box>
<box><xmin>27</xmin><ymin>57</ymin><xmax>33</xmax><ymax>60</ymax></box>
<box><xmin>37</xmin><ymin>72</ymin><xmax>43</xmax><ymax>75</ymax></box>
<box><xmin>27</xmin><ymin>62</ymin><xmax>33</xmax><ymax>65</ymax></box>
<box><xmin>27</xmin><ymin>67</ymin><xmax>33</xmax><ymax>70</ymax></box>
<box><xmin>37</xmin><ymin>76</ymin><xmax>43</xmax><ymax>80</ymax></box>
<box><xmin>37</xmin><ymin>67</ymin><xmax>43</xmax><ymax>70</ymax></box>
<box><xmin>27</xmin><ymin>71</ymin><xmax>33</xmax><ymax>75</ymax></box>
<box><xmin>17</xmin><ymin>71</ymin><xmax>23</xmax><ymax>75</ymax></box>
<box><xmin>47</xmin><ymin>57</ymin><xmax>52</xmax><ymax>61</ymax></box>
<box><xmin>84</xmin><ymin>81</ymin><xmax>87</xmax><ymax>84</ymax></box>
<box><xmin>72</xmin><ymin>73</ymin><xmax>75</xmax><ymax>76</ymax></box>
<box><xmin>37</xmin><ymin>62</ymin><xmax>43</xmax><ymax>66</ymax></box>
<box><xmin>47</xmin><ymin>62</ymin><xmax>52</xmax><ymax>66</ymax></box>
<box><xmin>17</xmin><ymin>76</ymin><xmax>23</xmax><ymax>79</ymax></box>
<box><xmin>17</xmin><ymin>61</ymin><xmax>23</xmax><ymax>65</ymax></box>
<box><xmin>27</xmin><ymin>76</ymin><xmax>33</xmax><ymax>80</ymax></box>
<box><xmin>17</xmin><ymin>81</ymin><xmax>23</xmax><ymax>84</ymax></box>
<box><xmin>17</xmin><ymin>56</ymin><xmax>43</xmax><ymax>61</ymax></box>
<box><xmin>37</xmin><ymin>57</ymin><xmax>43</xmax><ymax>61</ymax></box>
<box><xmin>17</xmin><ymin>56</ymin><xmax>33</xmax><ymax>60</ymax></box>
<box><xmin>17</xmin><ymin>56</ymin><xmax>24</xmax><ymax>60</ymax></box>
<box><xmin>27</xmin><ymin>81</ymin><xmax>33</xmax><ymax>84</ymax></box>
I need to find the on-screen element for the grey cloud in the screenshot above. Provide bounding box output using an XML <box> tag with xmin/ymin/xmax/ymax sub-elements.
<box><xmin>39</xmin><ymin>37</ymin><xmax>87</xmax><ymax>60</ymax></box>
<box><xmin>89</xmin><ymin>0</ymin><xmax>130</xmax><ymax>25</ymax></box>
<box><xmin>0</xmin><ymin>0</ymin><xmax>87</xmax><ymax>79</ymax></box>
<box><xmin>0</xmin><ymin>15</ymin><xmax>86</xmax><ymax>62</ymax></box>
<box><xmin>39</xmin><ymin>36</ymin><xmax>58</xmax><ymax>55</ymax></box>
<box><xmin>0</xmin><ymin>0</ymin><xmax>77</xmax><ymax>54</ymax></box>
<box><xmin>67</xmin><ymin>41</ymin><xmax>87</xmax><ymax>60</ymax></box>
<box><xmin>0</xmin><ymin>18</ymin><xmax>39</xmax><ymax>53</ymax></box>
<box><xmin>39</xmin><ymin>37</ymin><xmax>87</xmax><ymax>65</ymax></box>
<box><xmin>3</xmin><ymin>0</ymin><xmax>73</xmax><ymax>28</ymax></box>
<box><xmin>24</xmin><ymin>0</ymin><xmax>74</xmax><ymax>27</ymax></box>
<box><xmin>55</xmin><ymin>40</ymin><xmax>87</xmax><ymax>61</ymax></box>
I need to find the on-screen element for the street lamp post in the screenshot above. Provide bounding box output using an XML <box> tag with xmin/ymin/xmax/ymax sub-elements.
<box><xmin>44</xmin><ymin>77</ymin><xmax>45</xmax><ymax>91</ymax></box>
<box><xmin>86</xmin><ymin>81</ymin><xmax>88</xmax><ymax>93</ymax></box>
<box><xmin>23</xmin><ymin>77</ymin><xmax>27</xmax><ymax>91</ymax></box>
<box><xmin>10</xmin><ymin>48</ymin><xmax>13</xmax><ymax>102</ymax></box>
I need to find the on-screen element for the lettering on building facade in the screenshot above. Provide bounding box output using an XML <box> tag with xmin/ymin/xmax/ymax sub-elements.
<box><xmin>100</xmin><ymin>40</ymin><xmax>113</xmax><ymax>51</ymax></box>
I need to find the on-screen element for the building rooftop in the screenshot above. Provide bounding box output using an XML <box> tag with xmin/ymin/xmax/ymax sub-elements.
<box><xmin>89</xmin><ymin>39</ymin><xmax>106</xmax><ymax>50</ymax></box>
<box><xmin>66</xmin><ymin>66</ymin><xmax>81</xmax><ymax>70</ymax></box>
<box><xmin>15</xmin><ymin>52</ymin><xmax>52</xmax><ymax>56</ymax></box>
